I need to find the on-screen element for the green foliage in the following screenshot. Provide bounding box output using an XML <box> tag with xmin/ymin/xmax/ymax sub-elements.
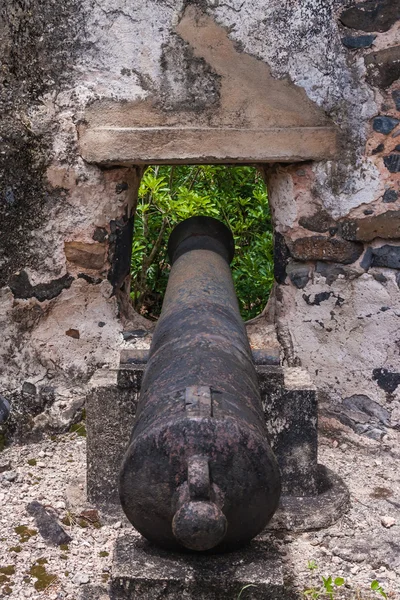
<box><xmin>303</xmin><ymin>562</ymin><xmax>389</xmax><ymax>600</ymax></box>
<box><xmin>131</xmin><ymin>165</ymin><xmax>273</xmax><ymax>320</ymax></box>
<box><xmin>304</xmin><ymin>574</ymin><xmax>345</xmax><ymax>600</ymax></box>
<box><xmin>370</xmin><ymin>580</ymin><xmax>387</xmax><ymax>599</ymax></box>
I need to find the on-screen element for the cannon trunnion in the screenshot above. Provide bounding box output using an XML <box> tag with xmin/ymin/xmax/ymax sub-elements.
<box><xmin>119</xmin><ymin>216</ymin><xmax>281</xmax><ymax>552</ymax></box>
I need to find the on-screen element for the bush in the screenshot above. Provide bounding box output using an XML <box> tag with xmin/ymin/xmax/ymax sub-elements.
<box><xmin>131</xmin><ymin>165</ymin><xmax>274</xmax><ymax>321</ymax></box>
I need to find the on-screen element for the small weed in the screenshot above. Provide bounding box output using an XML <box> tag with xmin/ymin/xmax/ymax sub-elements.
<box><xmin>303</xmin><ymin>562</ymin><xmax>392</xmax><ymax>599</ymax></box>
<box><xmin>62</xmin><ymin>510</ymin><xmax>101</xmax><ymax>530</ymax></box>
<box><xmin>371</xmin><ymin>580</ymin><xmax>388</xmax><ymax>599</ymax></box>
<box><xmin>8</xmin><ymin>546</ymin><xmax>21</xmax><ymax>553</ymax></box>
<box><xmin>304</xmin><ymin>575</ymin><xmax>344</xmax><ymax>599</ymax></box>
<box><xmin>59</xmin><ymin>544</ymin><xmax>69</xmax><ymax>551</ymax></box>
<box><xmin>101</xmin><ymin>573</ymin><xmax>110</xmax><ymax>583</ymax></box>
<box><xmin>237</xmin><ymin>584</ymin><xmax>257</xmax><ymax>599</ymax></box>
<box><xmin>62</xmin><ymin>515</ymin><xmax>72</xmax><ymax>527</ymax></box>
<box><xmin>99</xmin><ymin>551</ymin><xmax>109</xmax><ymax>557</ymax></box>
<box><xmin>27</xmin><ymin>458</ymin><xmax>37</xmax><ymax>466</ymax></box>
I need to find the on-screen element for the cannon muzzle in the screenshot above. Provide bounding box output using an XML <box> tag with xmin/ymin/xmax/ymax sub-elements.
<box><xmin>119</xmin><ymin>216</ymin><xmax>281</xmax><ymax>551</ymax></box>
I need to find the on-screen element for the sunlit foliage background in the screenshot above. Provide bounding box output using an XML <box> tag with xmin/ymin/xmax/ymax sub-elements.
<box><xmin>131</xmin><ymin>165</ymin><xmax>274</xmax><ymax>321</ymax></box>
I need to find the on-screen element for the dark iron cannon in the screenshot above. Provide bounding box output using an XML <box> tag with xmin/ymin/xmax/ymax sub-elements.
<box><xmin>119</xmin><ymin>216</ymin><xmax>281</xmax><ymax>551</ymax></box>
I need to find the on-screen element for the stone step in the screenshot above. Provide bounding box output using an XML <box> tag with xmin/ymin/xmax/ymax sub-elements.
<box><xmin>108</xmin><ymin>533</ymin><xmax>285</xmax><ymax>600</ymax></box>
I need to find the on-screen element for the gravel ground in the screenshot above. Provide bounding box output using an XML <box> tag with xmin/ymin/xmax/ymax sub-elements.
<box><xmin>0</xmin><ymin>415</ymin><xmax>399</xmax><ymax>599</ymax></box>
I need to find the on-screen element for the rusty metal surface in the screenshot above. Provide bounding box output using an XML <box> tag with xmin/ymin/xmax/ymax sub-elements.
<box><xmin>119</xmin><ymin>216</ymin><xmax>281</xmax><ymax>551</ymax></box>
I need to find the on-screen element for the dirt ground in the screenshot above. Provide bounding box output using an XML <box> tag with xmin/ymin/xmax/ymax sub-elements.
<box><xmin>0</xmin><ymin>414</ymin><xmax>399</xmax><ymax>599</ymax></box>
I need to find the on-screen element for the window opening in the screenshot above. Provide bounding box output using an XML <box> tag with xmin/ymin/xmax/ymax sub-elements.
<box><xmin>130</xmin><ymin>165</ymin><xmax>273</xmax><ymax>321</ymax></box>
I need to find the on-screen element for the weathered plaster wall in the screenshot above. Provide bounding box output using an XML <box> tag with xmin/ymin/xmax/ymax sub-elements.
<box><xmin>0</xmin><ymin>0</ymin><xmax>399</xmax><ymax>442</ymax></box>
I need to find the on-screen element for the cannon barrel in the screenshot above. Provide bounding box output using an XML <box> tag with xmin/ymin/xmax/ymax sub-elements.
<box><xmin>119</xmin><ymin>216</ymin><xmax>281</xmax><ymax>551</ymax></box>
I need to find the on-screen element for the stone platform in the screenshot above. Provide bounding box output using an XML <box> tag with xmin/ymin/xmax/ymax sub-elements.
<box><xmin>86</xmin><ymin>351</ymin><xmax>319</xmax><ymax>512</ymax></box>
<box><xmin>86</xmin><ymin>349</ymin><xmax>349</xmax><ymax>533</ymax></box>
<box><xmin>108</xmin><ymin>533</ymin><xmax>286</xmax><ymax>600</ymax></box>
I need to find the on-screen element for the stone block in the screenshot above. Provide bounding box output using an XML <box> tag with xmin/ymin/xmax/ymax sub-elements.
<box><xmin>275</xmin><ymin>368</ymin><xmax>317</xmax><ymax>496</ymax></box>
<box><xmin>86</xmin><ymin>360</ymin><xmax>318</xmax><ymax>509</ymax></box>
<box><xmin>286</xmin><ymin>261</ymin><xmax>310</xmax><ymax>289</ymax></box>
<box><xmin>383</xmin><ymin>189</ymin><xmax>398</xmax><ymax>203</ymax></box>
<box><xmin>365</xmin><ymin>46</ymin><xmax>400</xmax><ymax>89</ymax></box>
<box><xmin>393</xmin><ymin>90</ymin><xmax>400</xmax><ymax>111</ymax></box>
<box><xmin>86</xmin><ymin>370</ymin><xmax>140</xmax><ymax>510</ymax></box>
<box><xmin>299</xmin><ymin>209</ymin><xmax>335</xmax><ymax>233</ymax></box>
<box><xmin>370</xmin><ymin>245</ymin><xmax>400</xmax><ymax>269</ymax></box>
<box><xmin>109</xmin><ymin>534</ymin><xmax>285</xmax><ymax>600</ymax></box>
<box><xmin>340</xmin><ymin>0</ymin><xmax>400</xmax><ymax>33</ymax></box>
<box><xmin>384</xmin><ymin>154</ymin><xmax>400</xmax><ymax>173</ymax></box>
<box><xmin>342</xmin><ymin>35</ymin><xmax>376</xmax><ymax>49</ymax></box>
<box><xmin>79</xmin><ymin>126</ymin><xmax>338</xmax><ymax>165</ymax></box>
<box><xmin>64</xmin><ymin>241</ymin><xmax>106</xmax><ymax>270</ymax></box>
<box><xmin>289</xmin><ymin>236</ymin><xmax>363</xmax><ymax>264</ymax></box>
<box><xmin>372</xmin><ymin>116</ymin><xmax>399</xmax><ymax>134</ymax></box>
<box><xmin>340</xmin><ymin>211</ymin><xmax>400</xmax><ymax>242</ymax></box>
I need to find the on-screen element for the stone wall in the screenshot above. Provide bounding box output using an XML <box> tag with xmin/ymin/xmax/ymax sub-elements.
<box><xmin>0</xmin><ymin>0</ymin><xmax>399</xmax><ymax>442</ymax></box>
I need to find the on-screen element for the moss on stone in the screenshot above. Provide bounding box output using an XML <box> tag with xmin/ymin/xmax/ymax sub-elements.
<box><xmin>78</xmin><ymin>518</ymin><xmax>88</xmax><ymax>528</ymax></box>
<box><xmin>2</xmin><ymin>584</ymin><xmax>13</xmax><ymax>594</ymax></box>
<box><xmin>99</xmin><ymin>551</ymin><xmax>109</xmax><ymax>557</ymax></box>
<box><xmin>59</xmin><ymin>544</ymin><xmax>69</xmax><ymax>551</ymax></box>
<box><xmin>14</xmin><ymin>525</ymin><xmax>37</xmax><ymax>543</ymax></box>
<box><xmin>29</xmin><ymin>562</ymin><xmax>57</xmax><ymax>592</ymax></box>
<box><xmin>69</xmin><ymin>422</ymin><xmax>87</xmax><ymax>437</ymax></box>
<box><xmin>8</xmin><ymin>546</ymin><xmax>21</xmax><ymax>553</ymax></box>
<box><xmin>0</xmin><ymin>566</ymin><xmax>15</xmax><ymax>576</ymax></box>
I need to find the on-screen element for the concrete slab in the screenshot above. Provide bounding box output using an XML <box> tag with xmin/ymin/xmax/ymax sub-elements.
<box><xmin>109</xmin><ymin>533</ymin><xmax>286</xmax><ymax>600</ymax></box>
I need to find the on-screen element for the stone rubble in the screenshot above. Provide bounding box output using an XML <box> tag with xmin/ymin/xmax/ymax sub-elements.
<box><xmin>0</xmin><ymin>417</ymin><xmax>398</xmax><ymax>599</ymax></box>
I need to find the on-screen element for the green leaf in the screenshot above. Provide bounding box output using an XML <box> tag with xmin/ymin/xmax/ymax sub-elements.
<box><xmin>371</xmin><ymin>580</ymin><xmax>380</xmax><ymax>591</ymax></box>
<box><xmin>334</xmin><ymin>577</ymin><xmax>345</xmax><ymax>586</ymax></box>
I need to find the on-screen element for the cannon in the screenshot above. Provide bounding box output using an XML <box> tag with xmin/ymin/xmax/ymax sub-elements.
<box><xmin>119</xmin><ymin>216</ymin><xmax>281</xmax><ymax>551</ymax></box>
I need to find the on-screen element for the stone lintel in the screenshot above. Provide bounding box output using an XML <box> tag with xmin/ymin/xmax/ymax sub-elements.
<box><xmin>78</xmin><ymin>126</ymin><xmax>338</xmax><ymax>165</ymax></box>
<box><xmin>110</xmin><ymin>534</ymin><xmax>285</xmax><ymax>600</ymax></box>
